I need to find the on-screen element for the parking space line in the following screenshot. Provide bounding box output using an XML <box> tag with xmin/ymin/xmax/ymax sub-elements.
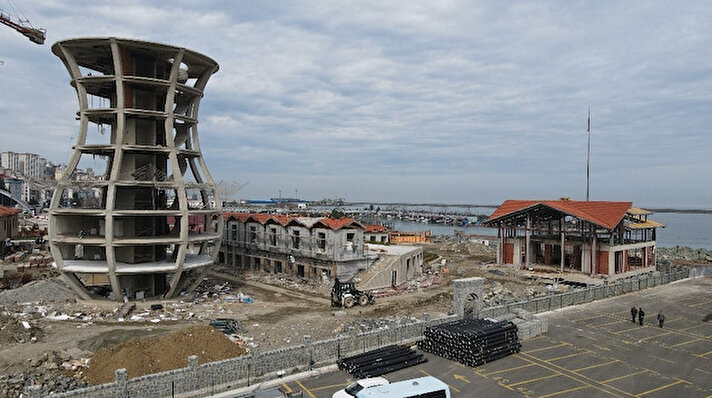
<box><xmin>295</xmin><ymin>380</ymin><xmax>317</xmax><ymax>398</ymax></box>
<box><xmin>482</xmin><ymin>363</ymin><xmax>536</xmax><ymax>376</ymax></box>
<box><xmin>696</xmin><ymin>350</ymin><xmax>712</xmax><ymax>358</ymax></box>
<box><xmin>638</xmin><ymin>331</ymin><xmax>674</xmax><ymax>342</ymax></box>
<box><xmin>282</xmin><ymin>383</ymin><xmax>293</xmax><ymax>393</ymax></box>
<box><xmin>614</xmin><ymin>326</ymin><xmax>642</xmax><ymax>335</ymax></box>
<box><xmin>506</xmin><ymin>372</ymin><xmax>562</xmax><ymax>387</ymax></box>
<box><xmin>538</xmin><ymin>385</ymin><xmax>591</xmax><ymax>398</ymax></box>
<box><xmin>680</xmin><ymin>324</ymin><xmax>704</xmax><ymax>331</ymax></box>
<box><xmin>524</xmin><ymin>342</ymin><xmax>571</xmax><ymax>353</ymax></box>
<box><xmin>597</xmin><ymin>319</ymin><xmax>627</xmax><ymax>328</ymax></box>
<box><xmin>669</xmin><ymin>337</ymin><xmax>702</xmax><ymax>347</ymax></box>
<box><xmin>593</xmin><ymin>344</ymin><xmax>612</xmax><ymax>352</ymax></box>
<box><xmin>573</xmin><ymin>360</ymin><xmax>621</xmax><ymax>372</ymax></box>
<box><xmin>689</xmin><ymin>298</ymin><xmax>712</xmax><ymax>308</ymax></box>
<box><xmin>472</xmin><ymin>369</ymin><xmax>516</xmax><ymax>392</ymax></box>
<box><xmin>635</xmin><ymin>379</ymin><xmax>687</xmax><ymax>397</ymax></box>
<box><xmin>418</xmin><ymin>369</ymin><xmax>460</xmax><ymax>393</ymax></box>
<box><xmin>695</xmin><ymin>367</ymin><xmax>711</xmax><ymax>375</ymax></box>
<box><xmin>600</xmin><ymin>370</ymin><xmax>648</xmax><ymax>384</ymax></box>
<box><xmin>547</xmin><ymin>350</ymin><xmax>591</xmax><ymax>362</ymax></box>
<box><xmin>517</xmin><ymin>353</ymin><xmax>627</xmax><ymax>397</ymax></box>
<box><xmin>573</xmin><ymin>314</ymin><xmax>609</xmax><ymax>323</ymax></box>
<box><xmin>309</xmin><ymin>383</ymin><xmax>348</xmax><ymax>392</ymax></box>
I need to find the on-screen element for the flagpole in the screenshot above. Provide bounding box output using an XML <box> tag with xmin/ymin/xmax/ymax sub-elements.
<box><xmin>586</xmin><ymin>108</ymin><xmax>591</xmax><ymax>201</ymax></box>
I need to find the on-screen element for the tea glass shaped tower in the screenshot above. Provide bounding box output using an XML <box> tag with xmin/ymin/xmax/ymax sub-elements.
<box><xmin>49</xmin><ymin>38</ymin><xmax>222</xmax><ymax>300</ymax></box>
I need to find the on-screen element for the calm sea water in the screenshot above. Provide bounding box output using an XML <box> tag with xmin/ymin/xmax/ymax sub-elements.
<box><xmin>381</xmin><ymin>212</ymin><xmax>712</xmax><ymax>250</ymax></box>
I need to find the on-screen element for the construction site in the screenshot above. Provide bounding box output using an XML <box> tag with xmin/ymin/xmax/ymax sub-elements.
<box><xmin>0</xmin><ymin>7</ymin><xmax>710</xmax><ymax>398</ymax></box>
<box><xmin>1</xmin><ymin>227</ymin><xmax>711</xmax><ymax>396</ymax></box>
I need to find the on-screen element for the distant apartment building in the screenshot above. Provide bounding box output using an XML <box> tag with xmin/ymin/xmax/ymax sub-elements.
<box><xmin>221</xmin><ymin>212</ymin><xmax>374</xmax><ymax>281</ymax></box>
<box><xmin>1</xmin><ymin>152</ymin><xmax>47</xmax><ymax>180</ymax></box>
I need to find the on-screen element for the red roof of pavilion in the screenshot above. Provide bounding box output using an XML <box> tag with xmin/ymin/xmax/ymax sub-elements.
<box><xmin>487</xmin><ymin>200</ymin><xmax>633</xmax><ymax>230</ymax></box>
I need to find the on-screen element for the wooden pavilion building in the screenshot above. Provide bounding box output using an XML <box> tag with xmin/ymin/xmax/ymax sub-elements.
<box><xmin>486</xmin><ymin>200</ymin><xmax>664</xmax><ymax>277</ymax></box>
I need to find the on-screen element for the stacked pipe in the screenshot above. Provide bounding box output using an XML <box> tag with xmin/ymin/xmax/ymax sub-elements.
<box><xmin>338</xmin><ymin>345</ymin><xmax>427</xmax><ymax>378</ymax></box>
<box><xmin>417</xmin><ymin>318</ymin><xmax>520</xmax><ymax>367</ymax></box>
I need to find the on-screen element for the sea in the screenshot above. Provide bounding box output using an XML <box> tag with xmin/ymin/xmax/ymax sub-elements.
<box><xmin>339</xmin><ymin>206</ymin><xmax>712</xmax><ymax>250</ymax></box>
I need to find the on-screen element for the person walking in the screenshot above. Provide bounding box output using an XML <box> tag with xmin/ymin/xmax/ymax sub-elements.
<box><xmin>638</xmin><ymin>308</ymin><xmax>645</xmax><ymax>326</ymax></box>
<box><xmin>630</xmin><ymin>306</ymin><xmax>638</xmax><ymax>323</ymax></box>
<box><xmin>657</xmin><ymin>311</ymin><xmax>665</xmax><ymax>328</ymax></box>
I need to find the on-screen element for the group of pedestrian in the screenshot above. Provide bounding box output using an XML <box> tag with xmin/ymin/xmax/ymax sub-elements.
<box><xmin>630</xmin><ymin>307</ymin><xmax>665</xmax><ymax>328</ymax></box>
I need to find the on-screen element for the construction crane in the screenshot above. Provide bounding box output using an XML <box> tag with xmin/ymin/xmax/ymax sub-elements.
<box><xmin>0</xmin><ymin>1</ymin><xmax>45</xmax><ymax>45</ymax></box>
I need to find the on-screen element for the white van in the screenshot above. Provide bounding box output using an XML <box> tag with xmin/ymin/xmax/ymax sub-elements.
<box><xmin>332</xmin><ymin>377</ymin><xmax>390</xmax><ymax>398</ymax></box>
<box><xmin>355</xmin><ymin>376</ymin><xmax>450</xmax><ymax>398</ymax></box>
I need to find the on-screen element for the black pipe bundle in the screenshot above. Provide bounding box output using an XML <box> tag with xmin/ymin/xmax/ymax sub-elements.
<box><xmin>338</xmin><ymin>345</ymin><xmax>427</xmax><ymax>378</ymax></box>
<box><xmin>417</xmin><ymin>318</ymin><xmax>520</xmax><ymax>367</ymax></box>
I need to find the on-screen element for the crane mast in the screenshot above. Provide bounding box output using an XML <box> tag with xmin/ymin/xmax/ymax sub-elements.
<box><xmin>0</xmin><ymin>11</ymin><xmax>45</xmax><ymax>44</ymax></box>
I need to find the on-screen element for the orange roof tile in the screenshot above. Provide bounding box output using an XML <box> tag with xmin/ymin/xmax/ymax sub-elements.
<box><xmin>315</xmin><ymin>218</ymin><xmax>363</xmax><ymax>230</ymax></box>
<box><xmin>265</xmin><ymin>214</ymin><xmax>291</xmax><ymax>225</ymax></box>
<box><xmin>222</xmin><ymin>212</ymin><xmax>365</xmax><ymax>230</ymax></box>
<box><xmin>487</xmin><ymin>200</ymin><xmax>633</xmax><ymax>230</ymax></box>
<box><xmin>0</xmin><ymin>206</ymin><xmax>21</xmax><ymax>217</ymax></box>
<box><xmin>223</xmin><ymin>212</ymin><xmax>250</xmax><ymax>221</ymax></box>
<box><xmin>364</xmin><ymin>224</ymin><xmax>388</xmax><ymax>233</ymax></box>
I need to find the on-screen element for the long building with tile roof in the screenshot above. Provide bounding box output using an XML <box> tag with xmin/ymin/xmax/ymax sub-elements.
<box><xmin>220</xmin><ymin>212</ymin><xmax>374</xmax><ymax>281</ymax></box>
<box><xmin>486</xmin><ymin>199</ymin><xmax>664</xmax><ymax>276</ymax></box>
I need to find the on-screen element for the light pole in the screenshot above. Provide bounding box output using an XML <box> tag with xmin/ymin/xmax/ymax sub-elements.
<box><xmin>586</xmin><ymin>108</ymin><xmax>591</xmax><ymax>201</ymax></box>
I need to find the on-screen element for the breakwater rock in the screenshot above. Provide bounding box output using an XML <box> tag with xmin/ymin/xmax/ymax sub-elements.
<box><xmin>657</xmin><ymin>246</ymin><xmax>712</xmax><ymax>263</ymax></box>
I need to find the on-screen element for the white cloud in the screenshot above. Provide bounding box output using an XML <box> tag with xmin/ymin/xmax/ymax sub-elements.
<box><xmin>1</xmin><ymin>1</ymin><xmax>711</xmax><ymax>206</ymax></box>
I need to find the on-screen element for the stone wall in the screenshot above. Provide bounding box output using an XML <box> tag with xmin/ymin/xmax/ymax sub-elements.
<box><xmin>44</xmin><ymin>268</ymin><xmax>690</xmax><ymax>398</ymax></box>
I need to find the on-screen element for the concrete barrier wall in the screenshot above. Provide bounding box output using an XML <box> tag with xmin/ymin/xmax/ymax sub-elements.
<box><xmin>45</xmin><ymin>269</ymin><xmax>689</xmax><ymax>398</ymax></box>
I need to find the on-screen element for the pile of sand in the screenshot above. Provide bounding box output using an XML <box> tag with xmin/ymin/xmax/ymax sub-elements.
<box><xmin>84</xmin><ymin>324</ymin><xmax>247</xmax><ymax>385</ymax></box>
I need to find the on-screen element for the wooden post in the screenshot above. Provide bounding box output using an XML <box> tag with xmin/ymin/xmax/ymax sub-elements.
<box><xmin>499</xmin><ymin>224</ymin><xmax>504</xmax><ymax>265</ymax></box>
<box><xmin>592</xmin><ymin>233</ymin><xmax>597</xmax><ymax>276</ymax></box>
<box><xmin>560</xmin><ymin>217</ymin><xmax>565</xmax><ymax>274</ymax></box>
<box><xmin>525</xmin><ymin>215</ymin><xmax>531</xmax><ymax>269</ymax></box>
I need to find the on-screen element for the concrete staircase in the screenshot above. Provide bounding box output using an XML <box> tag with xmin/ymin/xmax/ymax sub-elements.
<box><xmin>356</xmin><ymin>255</ymin><xmax>400</xmax><ymax>290</ymax></box>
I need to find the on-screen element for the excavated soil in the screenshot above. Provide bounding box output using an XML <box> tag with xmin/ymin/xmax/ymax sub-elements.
<box><xmin>84</xmin><ymin>325</ymin><xmax>247</xmax><ymax>385</ymax></box>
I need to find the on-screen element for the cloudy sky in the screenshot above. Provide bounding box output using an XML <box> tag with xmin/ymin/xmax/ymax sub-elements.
<box><xmin>1</xmin><ymin>1</ymin><xmax>711</xmax><ymax>208</ymax></box>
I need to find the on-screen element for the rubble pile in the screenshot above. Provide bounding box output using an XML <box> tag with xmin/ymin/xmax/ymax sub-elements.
<box><xmin>0</xmin><ymin>279</ymin><xmax>77</xmax><ymax>305</ymax></box>
<box><xmin>483</xmin><ymin>280</ymin><xmax>547</xmax><ymax>306</ymax></box>
<box><xmin>434</xmin><ymin>240</ymin><xmax>497</xmax><ymax>259</ymax></box>
<box><xmin>657</xmin><ymin>246</ymin><xmax>712</xmax><ymax>263</ymax></box>
<box><xmin>244</xmin><ymin>272</ymin><xmax>332</xmax><ymax>296</ymax></box>
<box><xmin>0</xmin><ymin>312</ymin><xmax>43</xmax><ymax>345</ymax></box>
<box><xmin>84</xmin><ymin>324</ymin><xmax>248</xmax><ymax>385</ymax></box>
<box><xmin>0</xmin><ymin>349</ymin><xmax>90</xmax><ymax>397</ymax></box>
<box><xmin>336</xmin><ymin>316</ymin><xmax>419</xmax><ymax>335</ymax></box>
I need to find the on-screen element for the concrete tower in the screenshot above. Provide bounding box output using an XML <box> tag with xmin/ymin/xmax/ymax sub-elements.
<box><xmin>49</xmin><ymin>38</ymin><xmax>222</xmax><ymax>300</ymax></box>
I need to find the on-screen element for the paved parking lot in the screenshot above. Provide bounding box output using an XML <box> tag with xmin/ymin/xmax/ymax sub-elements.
<box><xmin>279</xmin><ymin>277</ymin><xmax>712</xmax><ymax>397</ymax></box>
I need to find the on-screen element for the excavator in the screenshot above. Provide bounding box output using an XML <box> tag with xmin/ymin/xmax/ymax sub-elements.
<box><xmin>0</xmin><ymin>2</ymin><xmax>45</xmax><ymax>45</ymax></box>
